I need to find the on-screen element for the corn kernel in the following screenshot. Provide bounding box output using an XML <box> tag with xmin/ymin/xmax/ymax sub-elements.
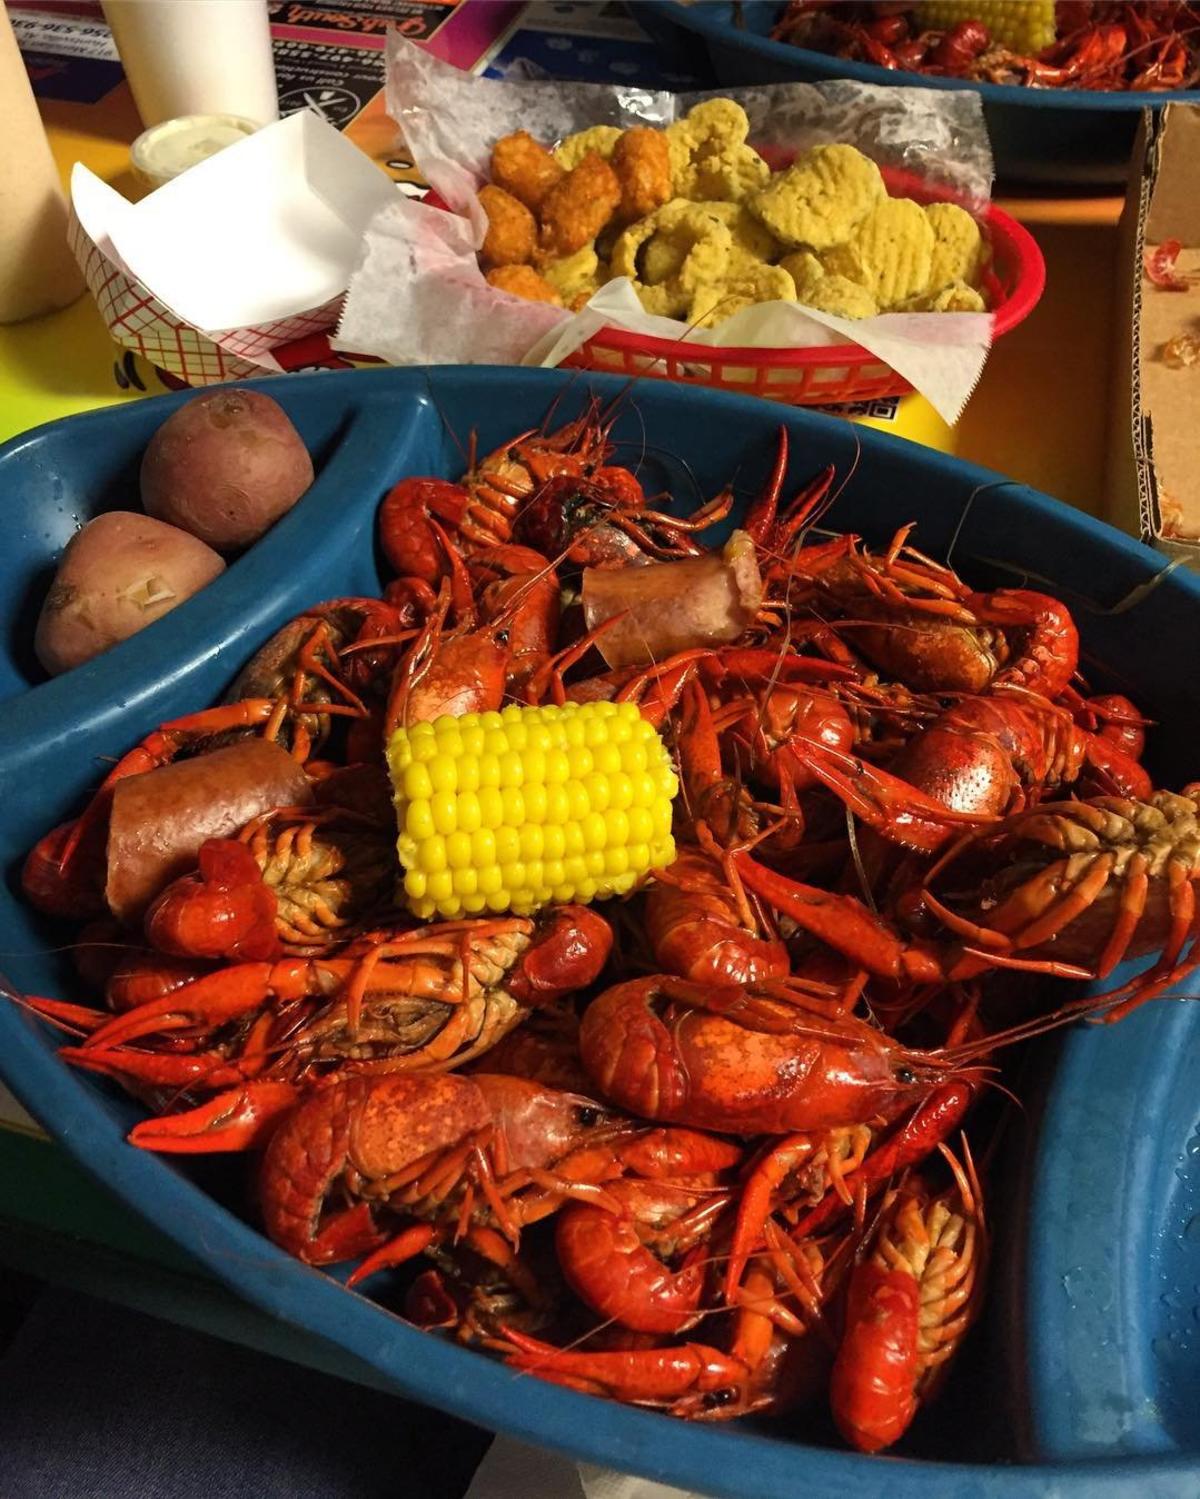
<box><xmin>403</xmin><ymin>762</ymin><xmax>433</xmax><ymax>801</ymax></box>
<box><xmin>546</xmin><ymin>784</ymin><xmax>570</xmax><ymax>826</ymax></box>
<box><xmin>457</xmin><ymin>791</ymin><xmax>482</xmax><ymax>834</ymax></box>
<box><xmin>594</xmin><ymin>742</ymin><xmax>622</xmax><ymax>776</ymax></box>
<box><xmin>421</xmin><ymin>834</ymin><xmax>448</xmax><ymax>874</ymax></box>
<box><xmin>431</xmin><ymin>792</ymin><xmax>457</xmax><ymax>836</ymax></box>
<box><xmin>584</xmin><ymin>772</ymin><xmax>611</xmax><ymax>812</ymax></box>
<box><xmin>628</xmin><ymin>806</ymin><xmax>654</xmax><ymax>843</ymax></box>
<box><xmin>479</xmin><ymin>786</ymin><xmax>505</xmax><ymax>829</ymax></box>
<box><xmin>388</xmin><ymin>702</ymin><xmax>679</xmax><ymax>918</ymax></box>
<box><xmin>430</xmin><ymin>758</ymin><xmax>457</xmax><ymax>794</ymax></box>
<box><xmin>447</xmin><ymin>831</ymin><xmax>473</xmax><ymax>870</ymax></box>
<box><xmin>406</xmin><ymin>799</ymin><xmax>434</xmax><ymax>841</ymax></box>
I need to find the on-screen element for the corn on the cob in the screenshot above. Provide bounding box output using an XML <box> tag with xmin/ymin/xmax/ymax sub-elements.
<box><xmin>917</xmin><ymin>2</ymin><xmax>1056</xmax><ymax>54</ymax></box>
<box><xmin>388</xmin><ymin>701</ymin><xmax>678</xmax><ymax>919</ymax></box>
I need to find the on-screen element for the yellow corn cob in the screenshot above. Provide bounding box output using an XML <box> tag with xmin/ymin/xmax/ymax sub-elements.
<box><xmin>917</xmin><ymin>1</ymin><xmax>1056</xmax><ymax>53</ymax></box>
<box><xmin>388</xmin><ymin>701</ymin><xmax>678</xmax><ymax>920</ymax></box>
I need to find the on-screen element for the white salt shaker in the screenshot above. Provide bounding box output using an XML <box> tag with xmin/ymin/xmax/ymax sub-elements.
<box><xmin>101</xmin><ymin>0</ymin><xmax>280</xmax><ymax>129</ymax></box>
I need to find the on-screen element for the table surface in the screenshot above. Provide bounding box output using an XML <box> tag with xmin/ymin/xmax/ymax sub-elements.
<box><xmin>0</xmin><ymin>0</ymin><xmax>1134</xmax><ymax>1380</ymax></box>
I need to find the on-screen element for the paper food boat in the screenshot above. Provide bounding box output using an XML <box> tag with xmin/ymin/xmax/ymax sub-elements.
<box><xmin>69</xmin><ymin>110</ymin><xmax>396</xmax><ymax>385</ymax></box>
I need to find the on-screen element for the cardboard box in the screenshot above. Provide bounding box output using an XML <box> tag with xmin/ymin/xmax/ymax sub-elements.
<box><xmin>1107</xmin><ymin>104</ymin><xmax>1200</xmax><ymax>570</ymax></box>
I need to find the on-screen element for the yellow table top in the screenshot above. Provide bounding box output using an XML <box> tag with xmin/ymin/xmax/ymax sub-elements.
<box><xmin>3</xmin><ymin>83</ymin><xmax>1120</xmax><ymax>522</ymax></box>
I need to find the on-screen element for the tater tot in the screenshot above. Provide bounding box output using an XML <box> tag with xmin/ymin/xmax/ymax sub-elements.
<box><xmin>491</xmin><ymin>131</ymin><xmax>565</xmax><ymax>212</ymax></box>
<box><xmin>477</xmin><ymin>185</ymin><xmax>536</xmax><ymax>269</ymax></box>
<box><xmin>612</xmin><ymin>128</ymin><xmax>673</xmax><ymax>225</ymax></box>
<box><xmin>538</xmin><ymin>152</ymin><xmax>622</xmax><ymax>259</ymax></box>
<box><xmin>485</xmin><ymin>265</ymin><xmax>564</xmax><ymax>306</ymax></box>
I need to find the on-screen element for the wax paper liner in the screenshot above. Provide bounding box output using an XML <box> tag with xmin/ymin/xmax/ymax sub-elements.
<box><xmin>336</xmin><ymin>37</ymin><xmax>995</xmax><ymax>423</ymax></box>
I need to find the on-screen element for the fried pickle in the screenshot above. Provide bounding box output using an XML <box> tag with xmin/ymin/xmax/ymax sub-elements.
<box><xmin>847</xmin><ymin>197</ymin><xmax>934</xmax><ymax>308</ymax></box>
<box><xmin>925</xmin><ymin>202</ymin><xmax>988</xmax><ymax>293</ymax></box>
<box><xmin>749</xmin><ymin>144</ymin><xmax>884</xmax><ymax>250</ymax></box>
<box><xmin>554</xmin><ymin>125</ymin><xmax>621</xmax><ymax>172</ymax></box>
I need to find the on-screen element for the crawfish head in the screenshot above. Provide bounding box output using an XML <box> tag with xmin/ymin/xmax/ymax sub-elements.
<box><xmin>513</xmin><ymin>475</ymin><xmax>641</xmax><ymax>564</ymax></box>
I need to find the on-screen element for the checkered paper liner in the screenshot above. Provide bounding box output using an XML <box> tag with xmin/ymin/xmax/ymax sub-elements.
<box><xmin>68</xmin><ymin>204</ymin><xmax>344</xmax><ymax>385</ymax></box>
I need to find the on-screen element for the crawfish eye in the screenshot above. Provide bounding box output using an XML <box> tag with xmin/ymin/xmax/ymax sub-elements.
<box><xmin>494</xmin><ymin>629</ymin><xmax>510</xmax><ymax>647</ymax></box>
<box><xmin>895</xmin><ymin>1066</ymin><xmax>917</xmax><ymax>1085</ymax></box>
<box><xmin>703</xmin><ymin>1388</ymin><xmax>737</xmax><ymax>1409</ymax></box>
<box><xmin>575</xmin><ymin>1105</ymin><xmax>602</xmax><ymax>1127</ymax></box>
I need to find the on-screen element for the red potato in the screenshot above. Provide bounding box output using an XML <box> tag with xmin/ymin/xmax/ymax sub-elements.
<box><xmin>581</xmin><ymin>530</ymin><xmax>764</xmax><ymax>668</ymax></box>
<box><xmin>140</xmin><ymin>390</ymin><xmax>314</xmax><ymax>552</ymax></box>
<box><xmin>34</xmin><ymin>511</ymin><xmax>225</xmax><ymax>676</ymax></box>
<box><xmin>105</xmin><ymin>739</ymin><xmax>313</xmax><ymax>924</ymax></box>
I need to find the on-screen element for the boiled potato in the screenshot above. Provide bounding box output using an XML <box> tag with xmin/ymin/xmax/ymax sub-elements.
<box><xmin>35</xmin><ymin>511</ymin><xmax>225</xmax><ymax>675</ymax></box>
<box><xmin>140</xmin><ymin>390</ymin><xmax>313</xmax><ymax>551</ymax></box>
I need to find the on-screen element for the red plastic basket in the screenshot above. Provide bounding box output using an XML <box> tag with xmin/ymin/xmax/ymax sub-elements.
<box><xmin>562</xmin><ymin>166</ymin><xmax>1045</xmax><ymax>408</ymax></box>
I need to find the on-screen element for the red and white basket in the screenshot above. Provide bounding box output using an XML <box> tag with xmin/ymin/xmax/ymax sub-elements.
<box><xmin>563</xmin><ymin>168</ymin><xmax>1045</xmax><ymax>408</ymax></box>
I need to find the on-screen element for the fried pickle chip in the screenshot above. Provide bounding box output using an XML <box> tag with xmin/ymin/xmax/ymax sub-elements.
<box><xmin>925</xmin><ymin>202</ymin><xmax>988</xmax><ymax>292</ymax></box>
<box><xmin>847</xmin><ymin>196</ymin><xmax>934</xmax><ymax>309</ymax></box>
<box><xmin>903</xmin><ymin>280</ymin><xmax>988</xmax><ymax>313</ymax></box>
<box><xmin>778</xmin><ymin>250</ymin><xmax>825</xmax><ymax>300</ymax></box>
<box><xmin>539</xmin><ymin>243</ymin><xmax>601</xmax><ymax>303</ymax></box>
<box><xmin>612</xmin><ymin>128</ymin><xmax>673</xmax><ymax>225</ymax></box>
<box><xmin>798</xmin><ymin>274</ymin><xmax>879</xmax><ymax>320</ymax></box>
<box><xmin>818</xmin><ymin>240</ymin><xmax>873</xmax><ymax>287</ymax></box>
<box><xmin>477</xmin><ymin>184</ymin><xmax>536</xmax><ymax>269</ymax></box>
<box><xmin>491</xmin><ymin>131</ymin><xmax>564</xmax><ymax>213</ymax></box>
<box><xmin>667</xmin><ymin>98</ymin><xmax>767</xmax><ymax>204</ymax></box>
<box><xmin>749</xmin><ymin>143</ymin><xmax>885</xmax><ymax>250</ymax></box>
<box><xmin>689</xmin><ymin>200</ymin><xmax>780</xmax><ymax>268</ymax></box>
<box><xmin>687</xmin><ymin>262</ymin><xmax>796</xmax><ymax>329</ymax></box>
<box><xmin>554</xmin><ymin>125</ymin><xmax>622</xmax><ymax>172</ymax></box>
<box><xmin>538</xmin><ymin>152</ymin><xmax>622</xmax><ymax>259</ymax></box>
<box><xmin>640</xmin><ymin>230</ymin><xmax>690</xmax><ymax>286</ymax></box>
<box><xmin>485</xmin><ymin>264</ymin><xmax>564</xmax><ymax>306</ymax></box>
<box><xmin>611</xmin><ymin>199</ymin><xmax>733</xmax><ymax>319</ymax></box>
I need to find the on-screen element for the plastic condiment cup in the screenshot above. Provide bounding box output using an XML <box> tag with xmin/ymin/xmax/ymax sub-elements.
<box><xmin>131</xmin><ymin>115</ymin><xmax>262</xmax><ymax>192</ymax></box>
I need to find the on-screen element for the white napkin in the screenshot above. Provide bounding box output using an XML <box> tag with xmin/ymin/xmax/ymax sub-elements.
<box><xmin>464</xmin><ymin>1436</ymin><xmax>703</xmax><ymax>1499</ymax></box>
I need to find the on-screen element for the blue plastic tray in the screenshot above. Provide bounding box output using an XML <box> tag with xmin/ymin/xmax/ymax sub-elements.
<box><xmin>1</xmin><ymin>368</ymin><xmax>1198</xmax><ymax>1497</ymax></box>
<box><xmin>636</xmin><ymin>1</ymin><xmax>1200</xmax><ymax>188</ymax></box>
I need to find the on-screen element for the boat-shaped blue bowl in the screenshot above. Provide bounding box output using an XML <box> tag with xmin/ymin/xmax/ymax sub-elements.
<box><xmin>637</xmin><ymin>1</ymin><xmax>1200</xmax><ymax>187</ymax></box>
<box><xmin>1</xmin><ymin>367</ymin><xmax>1198</xmax><ymax>1497</ymax></box>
